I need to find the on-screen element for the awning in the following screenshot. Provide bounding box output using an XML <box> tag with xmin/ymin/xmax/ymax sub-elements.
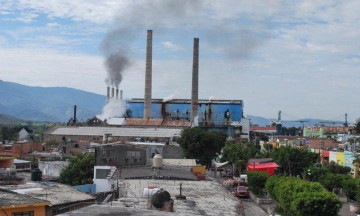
<box><xmin>214</xmin><ymin>161</ymin><xmax>230</xmax><ymax>169</ymax></box>
<box><xmin>247</xmin><ymin>162</ymin><xmax>279</xmax><ymax>169</ymax></box>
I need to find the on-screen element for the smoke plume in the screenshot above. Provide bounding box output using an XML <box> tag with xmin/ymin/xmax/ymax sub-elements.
<box><xmin>101</xmin><ymin>0</ymin><xmax>273</xmax><ymax>89</ymax></box>
<box><xmin>100</xmin><ymin>0</ymin><xmax>204</xmax><ymax>88</ymax></box>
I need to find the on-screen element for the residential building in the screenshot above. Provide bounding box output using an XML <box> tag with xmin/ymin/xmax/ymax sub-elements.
<box><xmin>0</xmin><ymin>188</ymin><xmax>50</xmax><ymax>216</ymax></box>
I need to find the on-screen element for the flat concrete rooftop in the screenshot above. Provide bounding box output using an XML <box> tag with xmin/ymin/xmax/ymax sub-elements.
<box><xmin>61</xmin><ymin>179</ymin><xmax>240</xmax><ymax>216</ymax></box>
<box><xmin>0</xmin><ymin>181</ymin><xmax>94</xmax><ymax>206</ymax></box>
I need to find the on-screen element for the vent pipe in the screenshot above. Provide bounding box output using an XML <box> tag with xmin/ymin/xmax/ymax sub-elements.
<box><xmin>111</xmin><ymin>87</ymin><xmax>115</xmax><ymax>98</ymax></box>
<box><xmin>73</xmin><ymin>105</ymin><xmax>77</xmax><ymax>126</ymax></box>
<box><xmin>116</xmin><ymin>88</ymin><xmax>119</xmax><ymax>99</ymax></box>
<box><xmin>191</xmin><ymin>38</ymin><xmax>199</xmax><ymax>123</ymax></box>
<box><xmin>120</xmin><ymin>90</ymin><xmax>123</xmax><ymax>100</ymax></box>
<box><xmin>106</xmin><ymin>86</ymin><xmax>110</xmax><ymax>102</ymax></box>
<box><xmin>144</xmin><ymin>30</ymin><xmax>153</xmax><ymax>119</ymax></box>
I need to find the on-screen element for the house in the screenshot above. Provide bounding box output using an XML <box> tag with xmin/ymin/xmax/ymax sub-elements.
<box><xmin>0</xmin><ymin>188</ymin><xmax>50</xmax><ymax>216</ymax></box>
<box><xmin>18</xmin><ymin>128</ymin><xmax>30</xmax><ymax>141</ymax></box>
<box><xmin>0</xmin><ymin>181</ymin><xmax>95</xmax><ymax>215</ymax></box>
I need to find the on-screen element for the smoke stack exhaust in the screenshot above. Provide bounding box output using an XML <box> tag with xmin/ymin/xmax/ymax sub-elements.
<box><xmin>116</xmin><ymin>88</ymin><xmax>119</xmax><ymax>99</ymax></box>
<box><xmin>73</xmin><ymin>105</ymin><xmax>77</xmax><ymax>126</ymax></box>
<box><xmin>191</xmin><ymin>38</ymin><xmax>199</xmax><ymax>123</ymax></box>
<box><xmin>120</xmin><ymin>90</ymin><xmax>123</xmax><ymax>100</ymax></box>
<box><xmin>106</xmin><ymin>86</ymin><xmax>110</xmax><ymax>102</ymax></box>
<box><xmin>111</xmin><ymin>87</ymin><xmax>115</xmax><ymax>98</ymax></box>
<box><xmin>144</xmin><ymin>30</ymin><xmax>153</xmax><ymax>119</ymax></box>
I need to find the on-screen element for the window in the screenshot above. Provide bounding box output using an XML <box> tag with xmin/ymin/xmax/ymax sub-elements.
<box><xmin>95</xmin><ymin>169</ymin><xmax>110</xmax><ymax>179</ymax></box>
<box><xmin>126</xmin><ymin>151</ymin><xmax>141</xmax><ymax>163</ymax></box>
<box><xmin>12</xmin><ymin>211</ymin><xmax>34</xmax><ymax>216</ymax></box>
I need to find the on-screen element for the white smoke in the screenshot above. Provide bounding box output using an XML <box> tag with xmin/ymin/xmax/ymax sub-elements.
<box><xmin>97</xmin><ymin>99</ymin><xmax>126</xmax><ymax>121</ymax></box>
<box><xmin>191</xmin><ymin>115</ymin><xmax>199</xmax><ymax>128</ymax></box>
<box><xmin>163</xmin><ymin>90</ymin><xmax>180</xmax><ymax>102</ymax></box>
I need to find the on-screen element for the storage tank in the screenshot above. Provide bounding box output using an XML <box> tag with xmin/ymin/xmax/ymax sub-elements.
<box><xmin>31</xmin><ymin>168</ymin><xmax>42</xmax><ymax>181</ymax></box>
<box><xmin>152</xmin><ymin>189</ymin><xmax>171</xmax><ymax>208</ymax></box>
<box><xmin>153</xmin><ymin>154</ymin><xmax>163</xmax><ymax>168</ymax></box>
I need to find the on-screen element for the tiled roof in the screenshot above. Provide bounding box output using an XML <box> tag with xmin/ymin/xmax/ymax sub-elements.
<box><xmin>250</xmin><ymin>126</ymin><xmax>277</xmax><ymax>132</ymax></box>
<box><xmin>304</xmin><ymin>126</ymin><xmax>354</xmax><ymax>134</ymax></box>
<box><xmin>161</xmin><ymin>120</ymin><xmax>191</xmax><ymax>127</ymax></box>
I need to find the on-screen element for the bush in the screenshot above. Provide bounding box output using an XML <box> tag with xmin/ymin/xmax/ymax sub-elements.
<box><xmin>356</xmin><ymin>180</ymin><xmax>360</xmax><ymax>202</ymax></box>
<box><xmin>248</xmin><ymin>171</ymin><xmax>268</xmax><ymax>195</ymax></box>
<box><xmin>266</xmin><ymin>176</ymin><xmax>342</xmax><ymax>216</ymax></box>
<box><xmin>342</xmin><ymin>177</ymin><xmax>359</xmax><ymax>200</ymax></box>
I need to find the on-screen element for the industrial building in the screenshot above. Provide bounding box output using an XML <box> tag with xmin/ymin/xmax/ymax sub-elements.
<box><xmin>45</xmin><ymin>30</ymin><xmax>248</xmax><ymax>146</ymax></box>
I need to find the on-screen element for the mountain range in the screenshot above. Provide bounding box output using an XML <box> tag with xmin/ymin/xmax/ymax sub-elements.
<box><xmin>0</xmin><ymin>81</ymin><xmax>349</xmax><ymax>126</ymax></box>
<box><xmin>0</xmin><ymin>81</ymin><xmax>105</xmax><ymax>122</ymax></box>
<box><xmin>246</xmin><ymin>115</ymin><xmax>346</xmax><ymax>128</ymax></box>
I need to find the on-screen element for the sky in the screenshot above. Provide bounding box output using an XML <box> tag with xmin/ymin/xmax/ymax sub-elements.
<box><xmin>0</xmin><ymin>0</ymin><xmax>359</xmax><ymax>121</ymax></box>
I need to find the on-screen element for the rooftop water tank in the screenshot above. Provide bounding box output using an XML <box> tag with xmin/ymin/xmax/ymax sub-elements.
<box><xmin>152</xmin><ymin>189</ymin><xmax>171</xmax><ymax>208</ymax></box>
<box><xmin>153</xmin><ymin>154</ymin><xmax>163</xmax><ymax>168</ymax></box>
<box><xmin>31</xmin><ymin>168</ymin><xmax>42</xmax><ymax>181</ymax></box>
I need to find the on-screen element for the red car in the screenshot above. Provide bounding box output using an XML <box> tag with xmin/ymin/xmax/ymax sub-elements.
<box><xmin>235</xmin><ymin>186</ymin><xmax>249</xmax><ymax>197</ymax></box>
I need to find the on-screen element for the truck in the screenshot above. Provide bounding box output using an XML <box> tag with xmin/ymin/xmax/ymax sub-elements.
<box><xmin>235</xmin><ymin>186</ymin><xmax>249</xmax><ymax>197</ymax></box>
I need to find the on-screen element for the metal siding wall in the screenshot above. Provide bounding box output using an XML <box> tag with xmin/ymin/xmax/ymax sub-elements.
<box><xmin>127</xmin><ymin>101</ymin><xmax>243</xmax><ymax>126</ymax></box>
<box><xmin>127</xmin><ymin>102</ymin><xmax>144</xmax><ymax>118</ymax></box>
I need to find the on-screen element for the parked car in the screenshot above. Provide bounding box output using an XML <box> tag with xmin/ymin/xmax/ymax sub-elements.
<box><xmin>235</xmin><ymin>186</ymin><xmax>249</xmax><ymax>197</ymax></box>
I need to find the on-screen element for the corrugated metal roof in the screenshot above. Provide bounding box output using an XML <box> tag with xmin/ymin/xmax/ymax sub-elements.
<box><xmin>125</xmin><ymin>118</ymin><xmax>163</xmax><ymax>126</ymax></box>
<box><xmin>50</xmin><ymin>127</ymin><xmax>181</xmax><ymax>138</ymax></box>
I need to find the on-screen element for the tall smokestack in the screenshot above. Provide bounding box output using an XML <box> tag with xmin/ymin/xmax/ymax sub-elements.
<box><xmin>116</xmin><ymin>88</ymin><xmax>119</xmax><ymax>99</ymax></box>
<box><xmin>144</xmin><ymin>30</ymin><xmax>153</xmax><ymax>119</ymax></box>
<box><xmin>120</xmin><ymin>90</ymin><xmax>123</xmax><ymax>100</ymax></box>
<box><xmin>111</xmin><ymin>87</ymin><xmax>115</xmax><ymax>98</ymax></box>
<box><xmin>106</xmin><ymin>86</ymin><xmax>110</xmax><ymax>102</ymax></box>
<box><xmin>73</xmin><ymin>105</ymin><xmax>77</xmax><ymax>126</ymax></box>
<box><xmin>191</xmin><ymin>38</ymin><xmax>199</xmax><ymax>123</ymax></box>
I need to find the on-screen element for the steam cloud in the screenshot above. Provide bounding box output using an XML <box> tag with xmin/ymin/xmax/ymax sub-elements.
<box><xmin>97</xmin><ymin>99</ymin><xmax>126</xmax><ymax>121</ymax></box>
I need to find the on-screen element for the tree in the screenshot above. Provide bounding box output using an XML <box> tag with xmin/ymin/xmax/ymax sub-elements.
<box><xmin>266</xmin><ymin>176</ymin><xmax>342</xmax><ymax>216</ymax></box>
<box><xmin>248</xmin><ymin>171</ymin><xmax>268</xmax><ymax>195</ymax></box>
<box><xmin>59</xmin><ymin>153</ymin><xmax>94</xmax><ymax>186</ymax></box>
<box><xmin>342</xmin><ymin>177</ymin><xmax>359</xmax><ymax>200</ymax></box>
<box><xmin>263</xmin><ymin>143</ymin><xmax>273</xmax><ymax>151</ymax></box>
<box><xmin>178</xmin><ymin>127</ymin><xmax>226</xmax><ymax>166</ymax></box>
<box><xmin>271</xmin><ymin>146</ymin><xmax>318</xmax><ymax>176</ymax></box>
<box><xmin>222</xmin><ymin>142</ymin><xmax>249</xmax><ymax>164</ymax></box>
<box><xmin>356</xmin><ymin>118</ymin><xmax>360</xmax><ymax>134</ymax></box>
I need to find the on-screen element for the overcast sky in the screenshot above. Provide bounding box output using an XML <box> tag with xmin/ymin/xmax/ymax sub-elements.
<box><xmin>0</xmin><ymin>0</ymin><xmax>359</xmax><ymax>121</ymax></box>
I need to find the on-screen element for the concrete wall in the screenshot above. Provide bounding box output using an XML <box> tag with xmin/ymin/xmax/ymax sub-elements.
<box><xmin>95</xmin><ymin>145</ymin><xmax>147</xmax><ymax>167</ymax></box>
<box><xmin>3</xmin><ymin>205</ymin><xmax>47</xmax><ymax>216</ymax></box>
<box><xmin>93</xmin><ymin>166</ymin><xmax>115</xmax><ymax>193</ymax></box>
<box><xmin>0</xmin><ymin>157</ymin><xmax>14</xmax><ymax>168</ymax></box>
<box><xmin>38</xmin><ymin>160</ymin><xmax>69</xmax><ymax>177</ymax></box>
